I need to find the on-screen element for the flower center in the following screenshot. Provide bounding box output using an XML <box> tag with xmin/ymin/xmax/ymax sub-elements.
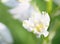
<box><xmin>35</xmin><ymin>24</ymin><xmax>43</xmax><ymax>32</ymax></box>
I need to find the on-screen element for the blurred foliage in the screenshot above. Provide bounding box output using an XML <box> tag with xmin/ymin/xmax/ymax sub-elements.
<box><xmin>0</xmin><ymin>0</ymin><xmax>60</xmax><ymax>44</ymax></box>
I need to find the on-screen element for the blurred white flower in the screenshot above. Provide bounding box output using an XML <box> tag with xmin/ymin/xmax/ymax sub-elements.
<box><xmin>53</xmin><ymin>0</ymin><xmax>60</xmax><ymax>6</ymax></box>
<box><xmin>9</xmin><ymin>0</ymin><xmax>33</xmax><ymax>21</ymax></box>
<box><xmin>1</xmin><ymin>0</ymin><xmax>20</xmax><ymax>7</ymax></box>
<box><xmin>0</xmin><ymin>23</ymin><xmax>13</xmax><ymax>44</ymax></box>
<box><xmin>23</xmin><ymin>11</ymin><xmax>50</xmax><ymax>38</ymax></box>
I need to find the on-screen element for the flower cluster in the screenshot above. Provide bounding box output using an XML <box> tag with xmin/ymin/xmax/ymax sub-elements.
<box><xmin>8</xmin><ymin>0</ymin><xmax>50</xmax><ymax>38</ymax></box>
<box><xmin>1</xmin><ymin>0</ymin><xmax>50</xmax><ymax>38</ymax></box>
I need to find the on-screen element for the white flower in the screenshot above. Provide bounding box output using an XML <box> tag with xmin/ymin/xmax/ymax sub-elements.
<box><xmin>9</xmin><ymin>0</ymin><xmax>40</xmax><ymax>21</ymax></box>
<box><xmin>1</xmin><ymin>0</ymin><xmax>20</xmax><ymax>7</ymax></box>
<box><xmin>0</xmin><ymin>23</ymin><xmax>13</xmax><ymax>44</ymax></box>
<box><xmin>9</xmin><ymin>0</ymin><xmax>33</xmax><ymax>21</ymax></box>
<box><xmin>23</xmin><ymin>11</ymin><xmax>50</xmax><ymax>38</ymax></box>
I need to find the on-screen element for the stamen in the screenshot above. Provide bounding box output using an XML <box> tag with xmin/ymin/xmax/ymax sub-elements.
<box><xmin>35</xmin><ymin>24</ymin><xmax>43</xmax><ymax>32</ymax></box>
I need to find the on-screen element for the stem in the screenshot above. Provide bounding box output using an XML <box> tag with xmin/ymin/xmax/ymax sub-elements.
<box><xmin>43</xmin><ymin>31</ymin><xmax>56</xmax><ymax>44</ymax></box>
<box><xmin>46</xmin><ymin>0</ymin><xmax>52</xmax><ymax>14</ymax></box>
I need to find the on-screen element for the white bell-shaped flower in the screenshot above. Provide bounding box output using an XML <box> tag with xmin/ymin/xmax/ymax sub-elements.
<box><xmin>0</xmin><ymin>23</ymin><xmax>13</xmax><ymax>44</ymax></box>
<box><xmin>23</xmin><ymin>11</ymin><xmax>50</xmax><ymax>38</ymax></box>
<box><xmin>9</xmin><ymin>0</ymin><xmax>33</xmax><ymax>21</ymax></box>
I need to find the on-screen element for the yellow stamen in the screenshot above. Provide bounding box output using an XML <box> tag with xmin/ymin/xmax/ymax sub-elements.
<box><xmin>35</xmin><ymin>24</ymin><xmax>43</xmax><ymax>32</ymax></box>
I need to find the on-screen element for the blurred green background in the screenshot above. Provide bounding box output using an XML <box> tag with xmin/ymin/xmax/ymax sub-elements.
<box><xmin>0</xmin><ymin>0</ymin><xmax>60</xmax><ymax>44</ymax></box>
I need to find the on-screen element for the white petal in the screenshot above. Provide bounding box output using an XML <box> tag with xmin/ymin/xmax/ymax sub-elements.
<box><xmin>0</xmin><ymin>23</ymin><xmax>13</xmax><ymax>43</ymax></box>
<box><xmin>35</xmin><ymin>32</ymin><xmax>43</xmax><ymax>38</ymax></box>
<box><xmin>41</xmin><ymin>12</ymin><xmax>50</xmax><ymax>25</ymax></box>
<box><xmin>42</xmin><ymin>31</ymin><xmax>49</xmax><ymax>37</ymax></box>
<box><xmin>39</xmin><ymin>12</ymin><xmax>50</xmax><ymax>31</ymax></box>
<box><xmin>30</xmin><ymin>10</ymin><xmax>41</xmax><ymax>23</ymax></box>
<box><xmin>23</xmin><ymin>20</ymin><xmax>34</xmax><ymax>32</ymax></box>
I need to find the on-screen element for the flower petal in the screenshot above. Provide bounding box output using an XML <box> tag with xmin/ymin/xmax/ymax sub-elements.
<box><xmin>42</xmin><ymin>30</ymin><xmax>49</xmax><ymax>37</ymax></box>
<box><xmin>23</xmin><ymin>20</ymin><xmax>34</xmax><ymax>32</ymax></box>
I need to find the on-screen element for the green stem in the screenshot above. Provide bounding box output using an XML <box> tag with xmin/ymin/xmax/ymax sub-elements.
<box><xmin>43</xmin><ymin>31</ymin><xmax>56</xmax><ymax>44</ymax></box>
<box><xmin>46</xmin><ymin>0</ymin><xmax>52</xmax><ymax>14</ymax></box>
